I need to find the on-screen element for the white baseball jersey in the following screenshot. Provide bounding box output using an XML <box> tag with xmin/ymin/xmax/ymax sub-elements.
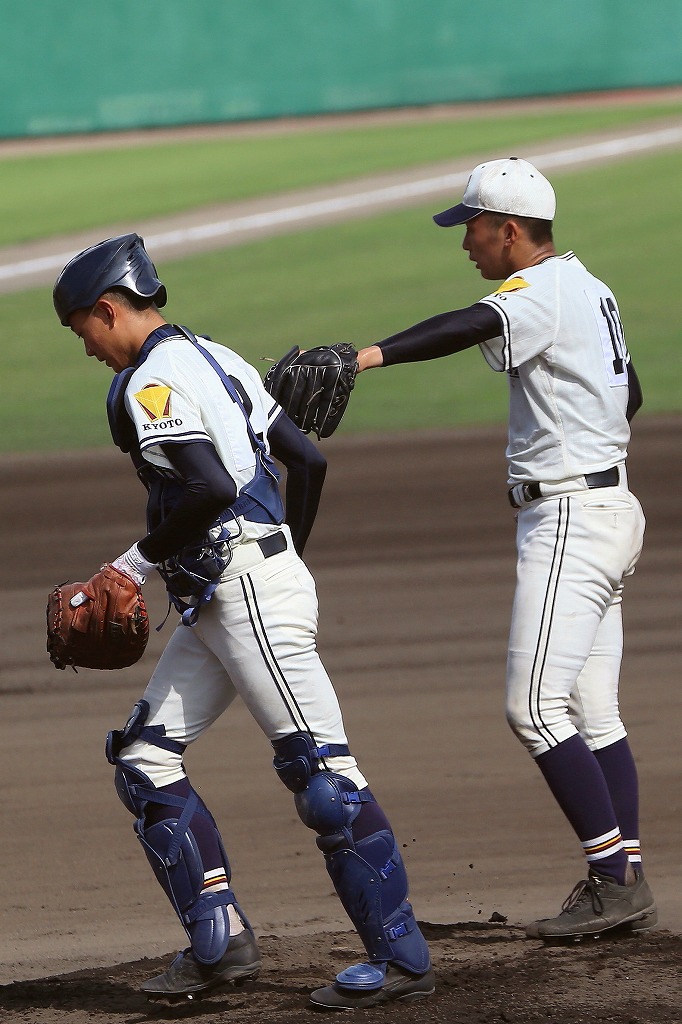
<box><xmin>124</xmin><ymin>333</ymin><xmax>282</xmax><ymax>542</ymax></box>
<box><xmin>478</xmin><ymin>252</ymin><xmax>631</xmax><ymax>484</ymax></box>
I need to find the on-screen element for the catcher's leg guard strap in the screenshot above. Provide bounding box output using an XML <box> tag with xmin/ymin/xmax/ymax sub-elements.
<box><xmin>295</xmin><ymin>771</ymin><xmax>430</xmax><ymax>975</ymax></box>
<box><xmin>106</xmin><ymin>699</ymin><xmax>186</xmax><ymax>765</ymax></box>
<box><xmin>272</xmin><ymin>730</ymin><xmax>351</xmax><ymax>793</ymax></box>
<box><xmin>112</xmin><ymin>760</ymin><xmax>240</xmax><ymax>965</ymax></box>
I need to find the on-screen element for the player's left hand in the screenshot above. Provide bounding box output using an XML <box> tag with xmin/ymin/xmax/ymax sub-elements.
<box><xmin>46</xmin><ymin>564</ymin><xmax>149</xmax><ymax>671</ymax></box>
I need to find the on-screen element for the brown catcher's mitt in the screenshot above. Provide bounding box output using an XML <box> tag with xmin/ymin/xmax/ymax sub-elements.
<box><xmin>264</xmin><ymin>343</ymin><xmax>358</xmax><ymax>438</ymax></box>
<box><xmin>46</xmin><ymin>564</ymin><xmax>149</xmax><ymax>670</ymax></box>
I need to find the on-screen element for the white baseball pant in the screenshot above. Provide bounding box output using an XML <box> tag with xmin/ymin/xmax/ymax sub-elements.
<box><xmin>119</xmin><ymin>526</ymin><xmax>367</xmax><ymax>790</ymax></box>
<box><xmin>505</xmin><ymin>481</ymin><xmax>645</xmax><ymax>758</ymax></box>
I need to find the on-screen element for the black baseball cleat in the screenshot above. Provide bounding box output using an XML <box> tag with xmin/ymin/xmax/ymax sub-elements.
<box><xmin>140</xmin><ymin>929</ymin><xmax>261</xmax><ymax>1002</ymax></box>
<box><xmin>525</xmin><ymin>868</ymin><xmax>658</xmax><ymax>942</ymax></box>
<box><xmin>310</xmin><ymin>961</ymin><xmax>435</xmax><ymax>1010</ymax></box>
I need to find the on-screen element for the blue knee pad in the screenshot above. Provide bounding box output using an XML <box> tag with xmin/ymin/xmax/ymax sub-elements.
<box><xmin>272</xmin><ymin>732</ymin><xmax>430</xmax><ymax>975</ymax></box>
<box><xmin>107</xmin><ymin>702</ymin><xmax>239</xmax><ymax>965</ymax></box>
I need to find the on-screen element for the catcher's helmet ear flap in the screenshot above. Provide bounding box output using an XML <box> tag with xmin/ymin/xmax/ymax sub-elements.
<box><xmin>53</xmin><ymin>233</ymin><xmax>167</xmax><ymax>326</ymax></box>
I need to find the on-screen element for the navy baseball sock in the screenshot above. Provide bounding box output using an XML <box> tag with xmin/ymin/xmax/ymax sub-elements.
<box><xmin>594</xmin><ymin>737</ymin><xmax>642</xmax><ymax>869</ymax></box>
<box><xmin>535</xmin><ymin>734</ymin><xmax>629</xmax><ymax>885</ymax></box>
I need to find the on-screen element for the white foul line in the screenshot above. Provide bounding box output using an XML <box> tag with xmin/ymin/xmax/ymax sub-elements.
<box><xmin>1</xmin><ymin>124</ymin><xmax>681</xmax><ymax>286</ymax></box>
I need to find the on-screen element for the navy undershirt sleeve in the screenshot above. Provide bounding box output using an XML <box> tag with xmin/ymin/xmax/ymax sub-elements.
<box><xmin>137</xmin><ymin>441</ymin><xmax>237</xmax><ymax>564</ymax></box>
<box><xmin>626</xmin><ymin>360</ymin><xmax>643</xmax><ymax>422</ymax></box>
<box><xmin>268</xmin><ymin>411</ymin><xmax>326</xmax><ymax>555</ymax></box>
<box><xmin>377</xmin><ymin>303</ymin><xmax>503</xmax><ymax>364</ymax></box>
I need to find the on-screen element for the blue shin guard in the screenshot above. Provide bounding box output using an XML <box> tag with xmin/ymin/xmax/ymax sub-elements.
<box><xmin>299</xmin><ymin>772</ymin><xmax>430</xmax><ymax>974</ymax></box>
<box><xmin>107</xmin><ymin>704</ymin><xmax>244</xmax><ymax>966</ymax></box>
<box><xmin>113</xmin><ymin>761</ymin><xmax>239</xmax><ymax>965</ymax></box>
<box><xmin>273</xmin><ymin>732</ymin><xmax>430</xmax><ymax>976</ymax></box>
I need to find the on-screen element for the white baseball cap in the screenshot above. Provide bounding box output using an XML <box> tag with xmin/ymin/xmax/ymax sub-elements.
<box><xmin>433</xmin><ymin>157</ymin><xmax>556</xmax><ymax>226</ymax></box>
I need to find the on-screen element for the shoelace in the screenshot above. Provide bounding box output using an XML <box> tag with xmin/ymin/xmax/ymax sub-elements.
<box><xmin>561</xmin><ymin>877</ymin><xmax>605</xmax><ymax>916</ymax></box>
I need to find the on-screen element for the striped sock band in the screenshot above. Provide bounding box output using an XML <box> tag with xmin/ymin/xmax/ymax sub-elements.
<box><xmin>203</xmin><ymin>868</ymin><xmax>229</xmax><ymax>891</ymax></box>
<box><xmin>623</xmin><ymin>839</ymin><xmax>642</xmax><ymax>864</ymax></box>
<box><xmin>582</xmin><ymin>827</ymin><xmax>624</xmax><ymax>865</ymax></box>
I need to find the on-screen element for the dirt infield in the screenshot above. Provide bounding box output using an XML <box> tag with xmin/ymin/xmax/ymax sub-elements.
<box><xmin>1</xmin><ymin>417</ymin><xmax>680</xmax><ymax>1022</ymax></box>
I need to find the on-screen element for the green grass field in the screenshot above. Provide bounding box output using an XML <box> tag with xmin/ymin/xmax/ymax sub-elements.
<box><xmin>2</xmin><ymin>99</ymin><xmax>681</xmax><ymax>247</ymax></box>
<box><xmin>0</xmin><ymin>99</ymin><xmax>680</xmax><ymax>453</ymax></box>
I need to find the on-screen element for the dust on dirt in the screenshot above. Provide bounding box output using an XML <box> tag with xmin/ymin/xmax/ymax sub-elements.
<box><xmin>3</xmin><ymin>924</ymin><xmax>681</xmax><ymax>1023</ymax></box>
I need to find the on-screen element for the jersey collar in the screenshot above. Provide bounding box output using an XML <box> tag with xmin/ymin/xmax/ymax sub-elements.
<box><xmin>133</xmin><ymin>323</ymin><xmax>186</xmax><ymax>369</ymax></box>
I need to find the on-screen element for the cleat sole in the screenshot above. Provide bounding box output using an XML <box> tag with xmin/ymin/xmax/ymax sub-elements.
<box><xmin>143</xmin><ymin>967</ymin><xmax>259</xmax><ymax>1003</ymax></box>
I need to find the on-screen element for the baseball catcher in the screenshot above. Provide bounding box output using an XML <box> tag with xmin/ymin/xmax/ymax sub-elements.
<box><xmin>48</xmin><ymin>234</ymin><xmax>433</xmax><ymax>1009</ymax></box>
<box><xmin>47</xmin><ymin>563</ymin><xmax>149</xmax><ymax>670</ymax></box>
<box><xmin>263</xmin><ymin>343</ymin><xmax>358</xmax><ymax>438</ymax></box>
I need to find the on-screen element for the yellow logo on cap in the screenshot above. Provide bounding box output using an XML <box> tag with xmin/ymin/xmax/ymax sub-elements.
<box><xmin>134</xmin><ymin>384</ymin><xmax>172</xmax><ymax>421</ymax></box>
<box><xmin>494</xmin><ymin>277</ymin><xmax>530</xmax><ymax>294</ymax></box>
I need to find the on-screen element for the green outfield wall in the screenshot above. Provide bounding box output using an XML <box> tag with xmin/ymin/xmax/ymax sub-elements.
<box><xmin>2</xmin><ymin>1</ymin><xmax>681</xmax><ymax>139</ymax></box>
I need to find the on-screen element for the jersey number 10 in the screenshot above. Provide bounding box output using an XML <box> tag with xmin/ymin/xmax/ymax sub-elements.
<box><xmin>591</xmin><ymin>293</ymin><xmax>629</xmax><ymax>388</ymax></box>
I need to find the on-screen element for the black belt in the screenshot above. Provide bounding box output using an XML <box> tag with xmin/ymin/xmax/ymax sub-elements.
<box><xmin>257</xmin><ymin>530</ymin><xmax>287</xmax><ymax>558</ymax></box>
<box><xmin>508</xmin><ymin>467</ymin><xmax>620</xmax><ymax>509</ymax></box>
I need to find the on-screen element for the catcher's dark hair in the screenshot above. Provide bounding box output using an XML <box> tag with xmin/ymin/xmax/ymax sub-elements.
<box><xmin>101</xmin><ymin>287</ymin><xmax>161</xmax><ymax>313</ymax></box>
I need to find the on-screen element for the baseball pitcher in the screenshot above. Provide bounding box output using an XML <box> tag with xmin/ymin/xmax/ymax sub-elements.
<box><xmin>353</xmin><ymin>157</ymin><xmax>657</xmax><ymax>942</ymax></box>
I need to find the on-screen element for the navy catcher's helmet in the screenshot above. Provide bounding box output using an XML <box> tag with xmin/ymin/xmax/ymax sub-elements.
<box><xmin>53</xmin><ymin>233</ymin><xmax>167</xmax><ymax>326</ymax></box>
